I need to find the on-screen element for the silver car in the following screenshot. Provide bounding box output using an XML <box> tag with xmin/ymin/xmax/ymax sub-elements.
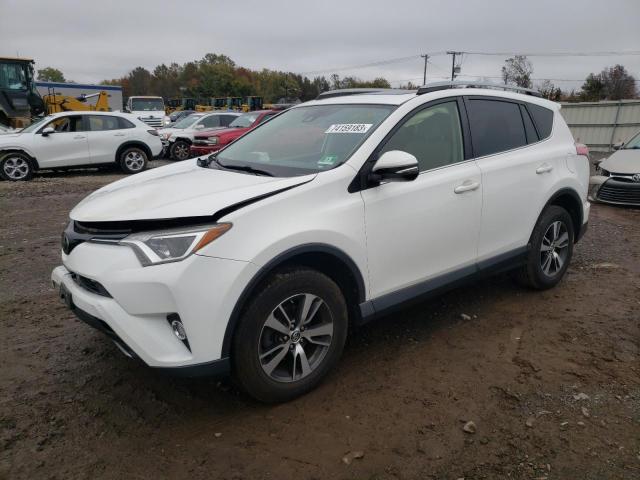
<box><xmin>589</xmin><ymin>131</ymin><xmax>640</xmax><ymax>206</ymax></box>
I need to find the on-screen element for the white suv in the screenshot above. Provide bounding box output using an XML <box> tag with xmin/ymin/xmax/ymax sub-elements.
<box><xmin>157</xmin><ymin>112</ymin><xmax>240</xmax><ymax>160</ymax></box>
<box><xmin>0</xmin><ymin>111</ymin><xmax>163</xmax><ymax>181</ymax></box>
<box><xmin>51</xmin><ymin>83</ymin><xmax>590</xmax><ymax>402</ymax></box>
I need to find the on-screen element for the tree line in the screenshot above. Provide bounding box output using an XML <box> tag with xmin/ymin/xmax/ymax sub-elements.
<box><xmin>37</xmin><ymin>53</ymin><xmax>637</xmax><ymax>103</ymax></box>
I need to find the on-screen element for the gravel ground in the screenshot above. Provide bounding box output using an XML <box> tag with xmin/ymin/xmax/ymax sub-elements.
<box><xmin>1</xmin><ymin>161</ymin><xmax>639</xmax><ymax>480</ymax></box>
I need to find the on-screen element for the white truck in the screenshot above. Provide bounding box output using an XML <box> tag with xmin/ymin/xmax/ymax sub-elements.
<box><xmin>125</xmin><ymin>96</ymin><xmax>169</xmax><ymax>128</ymax></box>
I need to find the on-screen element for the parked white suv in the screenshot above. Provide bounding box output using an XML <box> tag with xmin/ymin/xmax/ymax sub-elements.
<box><xmin>157</xmin><ymin>112</ymin><xmax>240</xmax><ymax>160</ymax></box>
<box><xmin>0</xmin><ymin>111</ymin><xmax>163</xmax><ymax>181</ymax></box>
<box><xmin>51</xmin><ymin>83</ymin><xmax>590</xmax><ymax>402</ymax></box>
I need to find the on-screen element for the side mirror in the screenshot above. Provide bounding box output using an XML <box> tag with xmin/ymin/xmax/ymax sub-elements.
<box><xmin>612</xmin><ymin>142</ymin><xmax>623</xmax><ymax>151</ymax></box>
<box><xmin>41</xmin><ymin>127</ymin><xmax>55</xmax><ymax>136</ymax></box>
<box><xmin>370</xmin><ymin>150</ymin><xmax>419</xmax><ymax>183</ymax></box>
<box><xmin>195</xmin><ymin>124</ymin><xmax>205</xmax><ymax>130</ymax></box>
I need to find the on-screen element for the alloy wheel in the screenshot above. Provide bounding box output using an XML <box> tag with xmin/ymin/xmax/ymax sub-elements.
<box><xmin>124</xmin><ymin>151</ymin><xmax>145</xmax><ymax>171</ymax></box>
<box><xmin>3</xmin><ymin>156</ymin><xmax>29</xmax><ymax>180</ymax></box>
<box><xmin>173</xmin><ymin>143</ymin><xmax>189</xmax><ymax>160</ymax></box>
<box><xmin>258</xmin><ymin>293</ymin><xmax>334</xmax><ymax>383</ymax></box>
<box><xmin>540</xmin><ymin>220</ymin><xmax>569</xmax><ymax>277</ymax></box>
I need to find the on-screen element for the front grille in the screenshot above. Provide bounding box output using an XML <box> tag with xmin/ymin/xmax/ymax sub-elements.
<box><xmin>139</xmin><ymin>117</ymin><xmax>163</xmax><ymax>128</ymax></box>
<box><xmin>70</xmin><ymin>271</ymin><xmax>112</xmax><ymax>297</ymax></box>
<box><xmin>597</xmin><ymin>178</ymin><xmax>640</xmax><ymax>205</ymax></box>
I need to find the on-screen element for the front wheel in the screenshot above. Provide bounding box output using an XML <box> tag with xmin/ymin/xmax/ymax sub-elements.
<box><xmin>170</xmin><ymin>140</ymin><xmax>191</xmax><ymax>161</ymax></box>
<box><xmin>232</xmin><ymin>268</ymin><xmax>348</xmax><ymax>403</ymax></box>
<box><xmin>0</xmin><ymin>152</ymin><xmax>34</xmax><ymax>181</ymax></box>
<box><xmin>515</xmin><ymin>205</ymin><xmax>574</xmax><ymax>290</ymax></box>
<box><xmin>119</xmin><ymin>147</ymin><xmax>148</xmax><ymax>174</ymax></box>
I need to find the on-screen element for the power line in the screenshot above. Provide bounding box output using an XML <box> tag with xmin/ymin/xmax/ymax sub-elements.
<box><xmin>462</xmin><ymin>50</ymin><xmax>640</xmax><ymax>57</ymax></box>
<box><xmin>299</xmin><ymin>54</ymin><xmax>424</xmax><ymax>75</ymax></box>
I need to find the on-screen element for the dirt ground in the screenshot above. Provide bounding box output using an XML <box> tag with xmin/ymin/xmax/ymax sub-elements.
<box><xmin>1</xmin><ymin>162</ymin><xmax>638</xmax><ymax>480</ymax></box>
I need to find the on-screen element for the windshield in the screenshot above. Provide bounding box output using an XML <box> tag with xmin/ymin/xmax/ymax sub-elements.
<box><xmin>0</xmin><ymin>63</ymin><xmax>28</xmax><ymax>90</ymax></box>
<box><xmin>215</xmin><ymin>104</ymin><xmax>394</xmax><ymax>176</ymax></box>
<box><xmin>20</xmin><ymin>115</ymin><xmax>51</xmax><ymax>133</ymax></box>
<box><xmin>130</xmin><ymin>98</ymin><xmax>165</xmax><ymax>111</ymax></box>
<box><xmin>173</xmin><ymin>114</ymin><xmax>203</xmax><ymax>129</ymax></box>
<box><xmin>229</xmin><ymin>113</ymin><xmax>261</xmax><ymax>128</ymax></box>
<box><xmin>623</xmin><ymin>132</ymin><xmax>640</xmax><ymax>149</ymax></box>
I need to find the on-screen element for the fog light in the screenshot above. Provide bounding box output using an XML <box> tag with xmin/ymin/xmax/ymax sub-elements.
<box><xmin>167</xmin><ymin>313</ymin><xmax>191</xmax><ymax>351</ymax></box>
<box><xmin>171</xmin><ymin>320</ymin><xmax>187</xmax><ymax>340</ymax></box>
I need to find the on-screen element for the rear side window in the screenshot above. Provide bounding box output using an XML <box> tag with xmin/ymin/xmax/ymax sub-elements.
<box><xmin>527</xmin><ymin>103</ymin><xmax>554</xmax><ymax>140</ymax></box>
<box><xmin>118</xmin><ymin>117</ymin><xmax>136</xmax><ymax>129</ymax></box>
<box><xmin>467</xmin><ymin>99</ymin><xmax>526</xmax><ymax>157</ymax></box>
<box><xmin>87</xmin><ymin>115</ymin><xmax>120</xmax><ymax>131</ymax></box>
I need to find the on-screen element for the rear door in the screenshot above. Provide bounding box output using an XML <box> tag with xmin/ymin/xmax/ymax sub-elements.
<box><xmin>30</xmin><ymin>115</ymin><xmax>90</xmax><ymax>168</ymax></box>
<box><xmin>466</xmin><ymin>97</ymin><xmax>560</xmax><ymax>263</ymax></box>
<box><xmin>85</xmin><ymin>115</ymin><xmax>130</xmax><ymax>164</ymax></box>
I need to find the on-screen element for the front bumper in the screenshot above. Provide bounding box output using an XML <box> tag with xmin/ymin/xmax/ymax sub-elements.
<box><xmin>191</xmin><ymin>144</ymin><xmax>221</xmax><ymax>155</ymax></box>
<box><xmin>51</xmin><ymin>242</ymin><xmax>258</xmax><ymax>374</ymax></box>
<box><xmin>590</xmin><ymin>176</ymin><xmax>640</xmax><ymax>206</ymax></box>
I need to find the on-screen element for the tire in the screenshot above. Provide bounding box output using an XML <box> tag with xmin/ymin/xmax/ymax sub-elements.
<box><xmin>0</xmin><ymin>152</ymin><xmax>34</xmax><ymax>181</ymax></box>
<box><xmin>515</xmin><ymin>205</ymin><xmax>574</xmax><ymax>290</ymax></box>
<box><xmin>119</xmin><ymin>146</ymin><xmax>148</xmax><ymax>174</ymax></box>
<box><xmin>170</xmin><ymin>140</ymin><xmax>191</xmax><ymax>161</ymax></box>
<box><xmin>232</xmin><ymin>268</ymin><xmax>348</xmax><ymax>403</ymax></box>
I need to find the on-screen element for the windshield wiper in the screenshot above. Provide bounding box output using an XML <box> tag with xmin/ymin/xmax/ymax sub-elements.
<box><xmin>199</xmin><ymin>155</ymin><xmax>274</xmax><ymax>176</ymax></box>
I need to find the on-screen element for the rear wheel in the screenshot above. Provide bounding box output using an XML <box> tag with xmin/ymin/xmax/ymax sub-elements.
<box><xmin>0</xmin><ymin>152</ymin><xmax>34</xmax><ymax>181</ymax></box>
<box><xmin>119</xmin><ymin>147</ymin><xmax>148</xmax><ymax>174</ymax></box>
<box><xmin>232</xmin><ymin>268</ymin><xmax>348</xmax><ymax>403</ymax></box>
<box><xmin>170</xmin><ymin>140</ymin><xmax>191</xmax><ymax>161</ymax></box>
<box><xmin>515</xmin><ymin>205</ymin><xmax>574</xmax><ymax>290</ymax></box>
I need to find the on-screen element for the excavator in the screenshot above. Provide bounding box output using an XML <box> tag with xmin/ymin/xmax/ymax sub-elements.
<box><xmin>42</xmin><ymin>89</ymin><xmax>111</xmax><ymax>114</ymax></box>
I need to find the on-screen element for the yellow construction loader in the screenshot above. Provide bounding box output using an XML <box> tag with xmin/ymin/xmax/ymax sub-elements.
<box><xmin>42</xmin><ymin>90</ymin><xmax>111</xmax><ymax>114</ymax></box>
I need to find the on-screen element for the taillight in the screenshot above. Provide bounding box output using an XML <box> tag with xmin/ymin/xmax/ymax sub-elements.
<box><xmin>575</xmin><ymin>143</ymin><xmax>589</xmax><ymax>157</ymax></box>
<box><xmin>147</xmin><ymin>129</ymin><xmax>159</xmax><ymax>136</ymax></box>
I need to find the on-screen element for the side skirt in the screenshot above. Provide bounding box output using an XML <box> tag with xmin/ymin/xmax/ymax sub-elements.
<box><xmin>358</xmin><ymin>246</ymin><xmax>528</xmax><ymax>324</ymax></box>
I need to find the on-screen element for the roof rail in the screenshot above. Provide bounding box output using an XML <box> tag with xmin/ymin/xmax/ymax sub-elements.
<box><xmin>316</xmin><ymin>88</ymin><xmax>415</xmax><ymax>100</ymax></box>
<box><xmin>417</xmin><ymin>81</ymin><xmax>542</xmax><ymax>98</ymax></box>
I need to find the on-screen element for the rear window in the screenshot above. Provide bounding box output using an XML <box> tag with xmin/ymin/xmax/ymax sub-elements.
<box><xmin>467</xmin><ymin>99</ymin><xmax>527</xmax><ymax>157</ymax></box>
<box><xmin>527</xmin><ymin>104</ymin><xmax>554</xmax><ymax>140</ymax></box>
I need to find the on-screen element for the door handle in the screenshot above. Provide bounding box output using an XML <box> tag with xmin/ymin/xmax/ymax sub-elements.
<box><xmin>454</xmin><ymin>180</ymin><xmax>480</xmax><ymax>194</ymax></box>
<box><xmin>113</xmin><ymin>133</ymin><xmax>126</xmax><ymax>137</ymax></box>
<box><xmin>536</xmin><ymin>164</ymin><xmax>553</xmax><ymax>174</ymax></box>
<box><xmin>73</xmin><ymin>135</ymin><xmax>85</xmax><ymax>140</ymax></box>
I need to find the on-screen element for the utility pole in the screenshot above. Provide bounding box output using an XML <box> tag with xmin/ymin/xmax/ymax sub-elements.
<box><xmin>420</xmin><ymin>54</ymin><xmax>429</xmax><ymax>85</ymax></box>
<box><xmin>446</xmin><ymin>51</ymin><xmax>463</xmax><ymax>81</ymax></box>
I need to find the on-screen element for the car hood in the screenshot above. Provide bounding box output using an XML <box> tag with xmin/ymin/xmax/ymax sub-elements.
<box><xmin>70</xmin><ymin>159</ymin><xmax>316</xmax><ymax>222</ymax></box>
<box><xmin>600</xmin><ymin>150</ymin><xmax>640</xmax><ymax>174</ymax></box>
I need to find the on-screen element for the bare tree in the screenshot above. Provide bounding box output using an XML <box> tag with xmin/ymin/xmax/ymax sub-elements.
<box><xmin>537</xmin><ymin>79</ymin><xmax>562</xmax><ymax>101</ymax></box>
<box><xmin>501</xmin><ymin>55</ymin><xmax>533</xmax><ymax>89</ymax></box>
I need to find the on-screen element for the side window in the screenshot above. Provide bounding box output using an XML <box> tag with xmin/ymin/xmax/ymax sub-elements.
<box><xmin>43</xmin><ymin>116</ymin><xmax>84</xmax><ymax>133</ymax></box>
<box><xmin>87</xmin><ymin>115</ymin><xmax>120</xmax><ymax>131</ymax></box>
<box><xmin>520</xmin><ymin>104</ymin><xmax>539</xmax><ymax>144</ymax></box>
<box><xmin>118</xmin><ymin>117</ymin><xmax>136</xmax><ymax>129</ymax></box>
<box><xmin>221</xmin><ymin>115</ymin><xmax>237</xmax><ymax>126</ymax></box>
<box><xmin>467</xmin><ymin>99</ymin><xmax>527</xmax><ymax>157</ymax></box>
<box><xmin>200</xmin><ymin>116</ymin><xmax>220</xmax><ymax>128</ymax></box>
<box><xmin>380</xmin><ymin>101</ymin><xmax>464</xmax><ymax>172</ymax></box>
<box><xmin>258</xmin><ymin>113</ymin><xmax>275</xmax><ymax>125</ymax></box>
<box><xmin>527</xmin><ymin>103</ymin><xmax>554</xmax><ymax>140</ymax></box>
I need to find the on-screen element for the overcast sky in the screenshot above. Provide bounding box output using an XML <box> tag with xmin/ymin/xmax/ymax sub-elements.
<box><xmin>1</xmin><ymin>0</ymin><xmax>638</xmax><ymax>91</ymax></box>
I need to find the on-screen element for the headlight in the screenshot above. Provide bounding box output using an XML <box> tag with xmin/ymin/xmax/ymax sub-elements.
<box><xmin>120</xmin><ymin>223</ymin><xmax>231</xmax><ymax>266</ymax></box>
<box><xmin>163</xmin><ymin>116</ymin><xmax>171</xmax><ymax>125</ymax></box>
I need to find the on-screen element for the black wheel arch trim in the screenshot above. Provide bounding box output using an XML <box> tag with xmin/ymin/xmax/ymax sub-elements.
<box><xmin>534</xmin><ymin>187</ymin><xmax>584</xmax><ymax>244</ymax></box>
<box><xmin>220</xmin><ymin>243</ymin><xmax>367</xmax><ymax>357</ymax></box>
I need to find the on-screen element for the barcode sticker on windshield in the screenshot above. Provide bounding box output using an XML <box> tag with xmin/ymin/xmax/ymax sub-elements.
<box><xmin>325</xmin><ymin>123</ymin><xmax>373</xmax><ymax>134</ymax></box>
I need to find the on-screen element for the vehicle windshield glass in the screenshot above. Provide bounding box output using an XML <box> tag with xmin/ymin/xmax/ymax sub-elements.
<box><xmin>20</xmin><ymin>115</ymin><xmax>51</xmax><ymax>133</ymax></box>
<box><xmin>173</xmin><ymin>114</ymin><xmax>202</xmax><ymax>129</ymax></box>
<box><xmin>0</xmin><ymin>63</ymin><xmax>28</xmax><ymax>90</ymax></box>
<box><xmin>215</xmin><ymin>104</ymin><xmax>395</xmax><ymax>176</ymax></box>
<box><xmin>130</xmin><ymin>98</ymin><xmax>165</xmax><ymax>111</ymax></box>
<box><xmin>623</xmin><ymin>132</ymin><xmax>640</xmax><ymax>149</ymax></box>
<box><xmin>229</xmin><ymin>113</ymin><xmax>261</xmax><ymax>128</ymax></box>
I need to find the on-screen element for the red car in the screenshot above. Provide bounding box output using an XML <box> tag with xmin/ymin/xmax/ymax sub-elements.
<box><xmin>190</xmin><ymin>110</ymin><xmax>280</xmax><ymax>156</ymax></box>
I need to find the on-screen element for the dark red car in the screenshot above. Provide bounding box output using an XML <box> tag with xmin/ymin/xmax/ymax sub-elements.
<box><xmin>190</xmin><ymin>110</ymin><xmax>279</xmax><ymax>156</ymax></box>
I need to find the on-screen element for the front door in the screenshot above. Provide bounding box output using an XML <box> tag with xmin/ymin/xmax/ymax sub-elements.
<box><xmin>30</xmin><ymin>115</ymin><xmax>90</xmax><ymax>168</ymax></box>
<box><xmin>361</xmin><ymin>99</ymin><xmax>482</xmax><ymax>306</ymax></box>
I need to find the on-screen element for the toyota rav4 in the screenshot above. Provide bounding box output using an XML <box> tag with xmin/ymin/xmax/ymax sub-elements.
<box><xmin>52</xmin><ymin>83</ymin><xmax>590</xmax><ymax>402</ymax></box>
